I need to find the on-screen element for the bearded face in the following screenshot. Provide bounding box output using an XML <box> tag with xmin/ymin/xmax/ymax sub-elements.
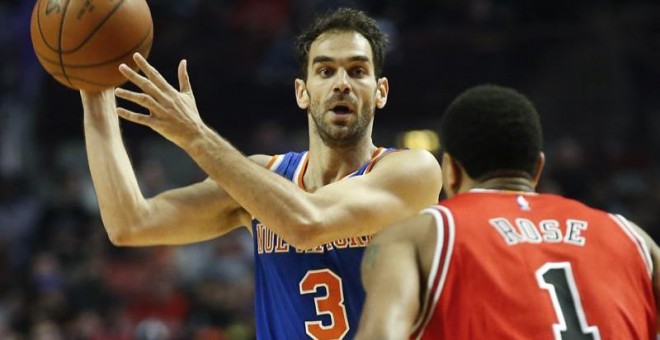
<box><xmin>296</xmin><ymin>31</ymin><xmax>387</xmax><ymax>148</ymax></box>
<box><xmin>308</xmin><ymin>90</ymin><xmax>375</xmax><ymax>148</ymax></box>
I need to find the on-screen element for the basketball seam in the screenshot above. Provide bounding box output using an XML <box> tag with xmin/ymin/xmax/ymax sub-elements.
<box><xmin>47</xmin><ymin>34</ymin><xmax>153</xmax><ymax>88</ymax></box>
<box><xmin>36</xmin><ymin>0</ymin><xmax>60</xmax><ymax>51</ymax></box>
<box><xmin>36</xmin><ymin>0</ymin><xmax>128</xmax><ymax>54</ymax></box>
<box><xmin>34</xmin><ymin>25</ymin><xmax>153</xmax><ymax>68</ymax></box>
<box><xmin>57</xmin><ymin>0</ymin><xmax>73</xmax><ymax>87</ymax></box>
<box><xmin>59</xmin><ymin>0</ymin><xmax>127</xmax><ymax>54</ymax></box>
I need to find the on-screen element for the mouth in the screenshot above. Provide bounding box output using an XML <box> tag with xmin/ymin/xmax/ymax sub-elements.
<box><xmin>330</xmin><ymin>102</ymin><xmax>355</xmax><ymax>115</ymax></box>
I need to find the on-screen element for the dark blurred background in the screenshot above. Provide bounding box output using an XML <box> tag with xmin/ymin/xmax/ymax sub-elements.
<box><xmin>1</xmin><ymin>0</ymin><xmax>659</xmax><ymax>338</ymax></box>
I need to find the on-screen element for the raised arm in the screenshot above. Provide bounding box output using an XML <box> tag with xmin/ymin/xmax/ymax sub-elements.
<box><xmin>356</xmin><ymin>213</ymin><xmax>439</xmax><ymax>339</ymax></box>
<box><xmin>111</xmin><ymin>54</ymin><xmax>442</xmax><ymax>249</ymax></box>
<box><xmin>82</xmin><ymin>90</ymin><xmax>258</xmax><ymax>246</ymax></box>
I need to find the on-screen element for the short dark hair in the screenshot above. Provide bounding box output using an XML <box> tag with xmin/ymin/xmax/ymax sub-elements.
<box><xmin>439</xmin><ymin>84</ymin><xmax>543</xmax><ymax>180</ymax></box>
<box><xmin>295</xmin><ymin>7</ymin><xmax>388</xmax><ymax>80</ymax></box>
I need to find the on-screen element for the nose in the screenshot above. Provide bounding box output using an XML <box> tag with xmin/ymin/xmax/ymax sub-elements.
<box><xmin>333</xmin><ymin>69</ymin><xmax>351</xmax><ymax>94</ymax></box>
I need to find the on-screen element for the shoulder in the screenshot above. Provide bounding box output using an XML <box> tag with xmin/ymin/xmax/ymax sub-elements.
<box><xmin>360</xmin><ymin>149</ymin><xmax>442</xmax><ymax>203</ymax></box>
<box><xmin>374</xmin><ymin>210</ymin><xmax>438</xmax><ymax>246</ymax></box>
<box><xmin>371</xmin><ymin>148</ymin><xmax>441</xmax><ymax>176</ymax></box>
<box><xmin>380</xmin><ymin>148</ymin><xmax>438</xmax><ymax>164</ymax></box>
<box><xmin>371</xmin><ymin>210</ymin><xmax>441</xmax><ymax>279</ymax></box>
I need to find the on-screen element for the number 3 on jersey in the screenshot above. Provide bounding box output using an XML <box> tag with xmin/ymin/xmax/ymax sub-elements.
<box><xmin>299</xmin><ymin>269</ymin><xmax>349</xmax><ymax>339</ymax></box>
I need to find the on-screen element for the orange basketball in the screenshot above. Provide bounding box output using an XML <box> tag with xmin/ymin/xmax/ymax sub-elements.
<box><xmin>30</xmin><ymin>0</ymin><xmax>153</xmax><ymax>91</ymax></box>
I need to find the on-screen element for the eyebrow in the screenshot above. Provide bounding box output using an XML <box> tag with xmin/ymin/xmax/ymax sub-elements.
<box><xmin>312</xmin><ymin>55</ymin><xmax>371</xmax><ymax>64</ymax></box>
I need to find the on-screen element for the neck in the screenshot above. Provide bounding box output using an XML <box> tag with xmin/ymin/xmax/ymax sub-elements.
<box><xmin>306</xmin><ymin>139</ymin><xmax>377</xmax><ymax>190</ymax></box>
<box><xmin>473</xmin><ymin>177</ymin><xmax>535</xmax><ymax>193</ymax></box>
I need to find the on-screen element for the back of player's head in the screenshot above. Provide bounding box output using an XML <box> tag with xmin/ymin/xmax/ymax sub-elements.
<box><xmin>440</xmin><ymin>84</ymin><xmax>543</xmax><ymax>180</ymax></box>
<box><xmin>295</xmin><ymin>7</ymin><xmax>388</xmax><ymax>80</ymax></box>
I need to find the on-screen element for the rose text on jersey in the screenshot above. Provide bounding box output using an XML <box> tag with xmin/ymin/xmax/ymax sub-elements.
<box><xmin>489</xmin><ymin>218</ymin><xmax>588</xmax><ymax>246</ymax></box>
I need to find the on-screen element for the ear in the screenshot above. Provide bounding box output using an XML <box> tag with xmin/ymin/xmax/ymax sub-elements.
<box><xmin>441</xmin><ymin>152</ymin><xmax>463</xmax><ymax>197</ymax></box>
<box><xmin>375</xmin><ymin>77</ymin><xmax>389</xmax><ymax>109</ymax></box>
<box><xmin>531</xmin><ymin>152</ymin><xmax>546</xmax><ymax>189</ymax></box>
<box><xmin>295</xmin><ymin>78</ymin><xmax>309</xmax><ymax>109</ymax></box>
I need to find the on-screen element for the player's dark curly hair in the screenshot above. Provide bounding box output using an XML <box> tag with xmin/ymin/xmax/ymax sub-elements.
<box><xmin>440</xmin><ymin>84</ymin><xmax>543</xmax><ymax>180</ymax></box>
<box><xmin>295</xmin><ymin>7</ymin><xmax>388</xmax><ymax>80</ymax></box>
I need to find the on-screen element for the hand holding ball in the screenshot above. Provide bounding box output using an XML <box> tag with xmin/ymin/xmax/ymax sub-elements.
<box><xmin>30</xmin><ymin>0</ymin><xmax>153</xmax><ymax>91</ymax></box>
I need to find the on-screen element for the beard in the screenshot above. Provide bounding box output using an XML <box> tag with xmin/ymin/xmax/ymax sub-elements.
<box><xmin>309</xmin><ymin>93</ymin><xmax>374</xmax><ymax>148</ymax></box>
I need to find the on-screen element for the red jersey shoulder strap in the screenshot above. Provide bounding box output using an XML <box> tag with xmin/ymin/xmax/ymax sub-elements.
<box><xmin>609</xmin><ymin>213</ymin><xmax>653</xmax><ymax>277</ymax></box>
<box><xmin>411</xmin><ymin>205</ymin><xmax>456</xmax><ymax>340</ymax></box>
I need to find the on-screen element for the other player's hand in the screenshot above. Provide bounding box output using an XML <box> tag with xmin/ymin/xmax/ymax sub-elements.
<box><xmin>114</xmin><ymin>53</ymin><xmax>203</xmax><ymax>149</ymax></box>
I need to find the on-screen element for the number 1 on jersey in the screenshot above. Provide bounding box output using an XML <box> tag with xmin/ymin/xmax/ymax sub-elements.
<box><xmin>299</xmin><ymin>269</ymin><xmax>349</xmax><ymax>340</ymax></box>
<box><xmin>536</xmin><ymin>262</ymin><xmax>601</xmax><ymax>340</ymax></box>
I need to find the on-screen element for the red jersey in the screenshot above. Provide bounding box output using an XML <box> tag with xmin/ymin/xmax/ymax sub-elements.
<box><xmin>412</xmin><ymin>190</ymin><xmax>655</xmax><ymax>340</ymax></box>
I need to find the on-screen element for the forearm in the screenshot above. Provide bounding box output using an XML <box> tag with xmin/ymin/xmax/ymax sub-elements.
<box><xmin>184</xmin><ymin>125</ymin><xmax>318</xmax><ymax>246</ymax></box>
<box><xmin>82</xmin><ymin>90</ymin><xmax>148</xmax><ymax>242</ymax></box>
<box><xmin>110</xmin><ymin>54</ymin><xmax>311</xmax><ymax>243</ymax></box>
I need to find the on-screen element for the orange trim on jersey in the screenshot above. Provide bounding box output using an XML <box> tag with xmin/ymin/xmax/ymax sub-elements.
<box><xmin>340</xmin><ymin>147</ymin><xmax>402</xmax><ymax>179</ymax></box>
<box><xmin>300</xmin><ymin>147</ymin><xmax>393</xmax><ymax>188</ymax></box>
<box><xmin>265</xmin><ymin>155</ymin><xmax>280</xmax><ymax>170</ymax></box>
<box><xmin>296</xmin><ymin>153</ymin><xmax>310</xmax><ymax>190</ymax></box>
<box><xmin>373</xmin><ymin>147</ymin><xmax>386</xmax><ymax>158</ymax></box>
<box><xmin>364</xmin><ymin>147</ymin><xmax>402</xmax><ymax>174</ymax></box>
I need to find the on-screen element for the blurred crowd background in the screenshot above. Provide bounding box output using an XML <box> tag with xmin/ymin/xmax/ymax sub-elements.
<box><xmin>1</xmin><ymin>0</ymin><xmax>659</xmax><ymax>339</ymax></box>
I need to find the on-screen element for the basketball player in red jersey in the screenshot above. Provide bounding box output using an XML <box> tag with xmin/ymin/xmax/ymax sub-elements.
<box><xmin>356</xmin><ymin>84</ymin><xmax>659</xmax><ymax>339</ymax></box>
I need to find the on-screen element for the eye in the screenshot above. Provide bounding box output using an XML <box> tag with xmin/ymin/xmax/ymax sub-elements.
<box><xmin>351</xmin><ymin>67</ymin><xmax>367</xmax><ymax>78</ymax></box>
<box><xmin>319</xmin><ymin>68</ymin><xmax>334</xmax><ymax>77</ymax></box>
